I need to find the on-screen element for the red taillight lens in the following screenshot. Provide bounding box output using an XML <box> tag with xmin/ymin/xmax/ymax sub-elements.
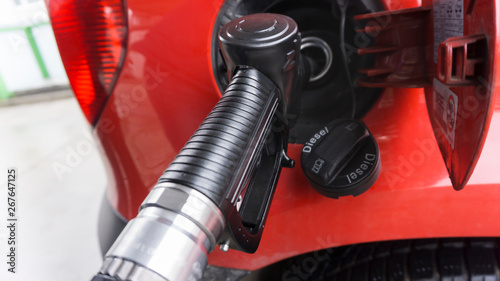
<box><xmin>49</xmin><ymin>0</ymin><xmax>127</xmax><ymax>125</ymax></box>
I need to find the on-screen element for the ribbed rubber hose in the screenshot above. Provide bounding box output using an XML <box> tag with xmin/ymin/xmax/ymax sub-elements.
<box><xmin>157</xmin><ymin>67</ymin><xmax>280</xmax><ymax>208</ymax></box>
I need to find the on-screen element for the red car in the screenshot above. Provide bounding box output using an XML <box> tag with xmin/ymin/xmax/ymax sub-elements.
<box><xmin>48</xmin><ymin>0</ymin><xmax>500</xmax><ymax>280</ymax></box>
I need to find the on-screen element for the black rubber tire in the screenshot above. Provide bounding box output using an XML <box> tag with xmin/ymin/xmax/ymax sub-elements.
<box><xmin>280</xmin><ymin>238</ymin><xmax>500</xmax><ymax>281</ymax></box>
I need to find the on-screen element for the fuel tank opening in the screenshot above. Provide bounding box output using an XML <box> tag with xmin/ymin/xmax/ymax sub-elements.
<box><xmin>301</xmin><ymin>36</ymin><xmax>334</xmax><ymax>82</ymax></box>
<box><xmin>211</xmin><ymin>0</ymin><xmax>385</xmax><ymax>144</ymax></box>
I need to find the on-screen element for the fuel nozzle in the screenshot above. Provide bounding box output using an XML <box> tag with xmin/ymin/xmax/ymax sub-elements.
<box><xmin>93</xmin><ymin>13</ymin><xmax>305</xmax><ymax>281</ymax></box>
<box><xmin>219</xmin><ymin>13</ymin><xmax>308</xmax><ymax>126</ymax></box>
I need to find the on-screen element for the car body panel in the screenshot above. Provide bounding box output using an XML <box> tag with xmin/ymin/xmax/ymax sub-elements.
<box><xmin>91</xmin><ymin>0</ymin><xmax>500</xmax><ymax>271</ymax></box>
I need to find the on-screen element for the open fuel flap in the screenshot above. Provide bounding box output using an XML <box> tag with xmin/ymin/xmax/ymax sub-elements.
<box><xmin>355</xmin><ymin>0</ymin><xmax>499</xmax><ymax>190</ymax></box>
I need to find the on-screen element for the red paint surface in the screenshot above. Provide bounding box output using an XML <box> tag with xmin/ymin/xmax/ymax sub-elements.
<box><xmin>91</xmin><ymin>0</ymin><xmax>500</xmax><ymax>271</ymax></box>
<box><xmin>95</xmin><ymin>0</ymin><xmax>224</xmax><ymax>217</ymax></box>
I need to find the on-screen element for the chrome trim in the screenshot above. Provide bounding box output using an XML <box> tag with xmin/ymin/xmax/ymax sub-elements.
<box><xmin>100</xmin><ymin>257</ymin><xmax>167</xmax><ymax>281</ymax></box>
<box><xmin>301</xmin><ymin>36</ymin><xmax>334</xmax><ymax>82</ymax></box>
<box><xmin>142</xmin><ymin>182</ymin><xmax>225</xmax><ymax>250</ymax></box>
<box><xmin>102</xmin><ymin>183</ymin><xmax>226</xmax><ymax>281</ymax></box>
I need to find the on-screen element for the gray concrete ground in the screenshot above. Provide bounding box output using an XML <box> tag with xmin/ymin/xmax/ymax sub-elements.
<box><xmin>0</xmin><ymin>94</ymin><xmax>106</xmax><ymax>281</ymax></box>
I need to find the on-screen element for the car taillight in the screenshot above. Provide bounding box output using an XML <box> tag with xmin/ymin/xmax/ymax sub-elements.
<box><xmin>48</xmin><ymin>0</ymin><xmax>127</xmax><ymax>125</ymax></box>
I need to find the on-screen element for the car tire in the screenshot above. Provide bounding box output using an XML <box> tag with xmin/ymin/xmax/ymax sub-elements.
<box><xmin>279</xmin><ymin>238</ymin><xmax>500</xmax><ymax>281</ymax></box>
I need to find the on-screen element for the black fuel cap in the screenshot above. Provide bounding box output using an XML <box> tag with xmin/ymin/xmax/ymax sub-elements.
<box><xmin>301</xmin><ymin>119</ymin><xmax>381</xmax><ymax>198</ymax></box>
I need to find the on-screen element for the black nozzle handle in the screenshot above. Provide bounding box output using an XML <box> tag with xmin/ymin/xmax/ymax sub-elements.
<box><xmin>95</xmin><ymin>14</ymin><xmax>300</xmax><ymax>281</ymax></box>
<box><xmin>97</xmin><ymin>68</ymin><xmax>287</xmax><ymax>281</ymax></box>
<box><xmin>219</xmin><ymin>13</ymin><xmax>305</xmax><ymax>126</ymax></box>
<box><xmin>148</xmin><ymin>67</ymin><xmax>287</xmax><ymax>253</ymax></box>
<box><xmin>157</xmin><ymin>67</ymin><xmax>279</xmax><ymax>207</ymax></box>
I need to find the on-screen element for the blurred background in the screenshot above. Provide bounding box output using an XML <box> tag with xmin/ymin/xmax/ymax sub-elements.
<box><xmin>0</xmin><ymin>0</ymin><xmax>68</xmax><ymax>97</ymax></box>
<box><xmin>0</xmin><ymin>0</ymin><xmax>106</xmax><ymax>280</ymax></box>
